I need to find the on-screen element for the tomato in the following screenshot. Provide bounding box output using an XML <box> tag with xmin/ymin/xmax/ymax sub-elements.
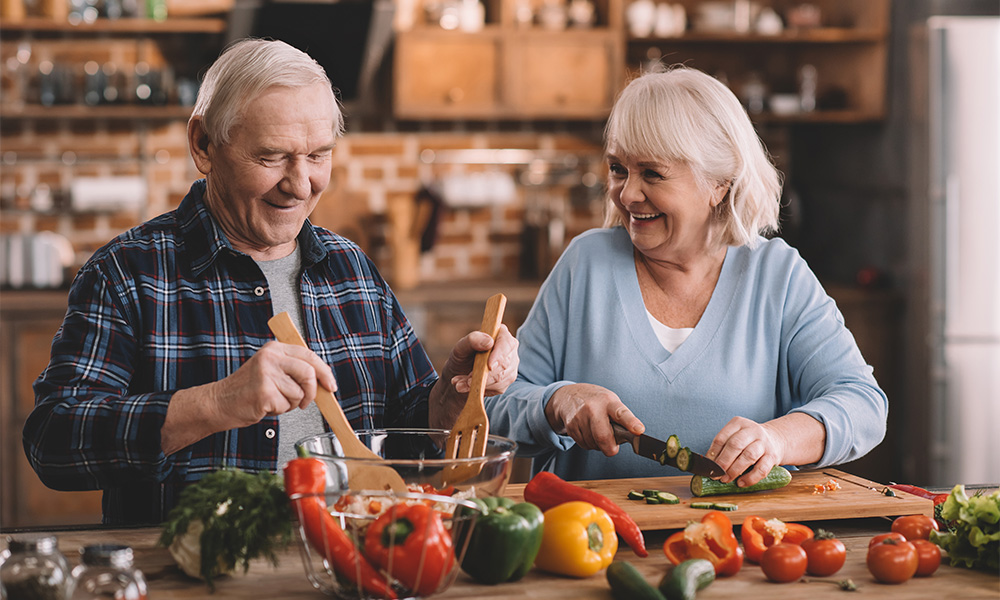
<box><xmin>891</xmin><ymin>514</ymin><xmax>940</xmax><ymax>541</ymax></box>
<box><xmin>868</xmin><ymin>532</ymin><xmax>906</xmax><ymax>549</ymax></box>
<box><xmin>760</xmin><ymin>543</ymin><xmax>808</xmax><ymax>583</ymax></box>
<box><xmin>911</xmin><ymin>539</ymin><xmax>941</xmax><ymax>576</ymax></box>
<box><xmin>867</xmin><ymin>538</ymin><xmax>918</xmax><ymax>584</ymax></box>
<box><xmin>801</xmin><ymin>532</ymin><xmax>846</xmax><ymax>577</ymax></box>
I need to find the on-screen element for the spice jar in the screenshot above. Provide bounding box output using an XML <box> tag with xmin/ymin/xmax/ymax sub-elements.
<box><xmin>0</xmin><ymin>534</ymin><xmax>73</xmax><ymax>600</ymax></box>
<box><xmin>69</xmin><ymin>545</ymin><xmax>147</xmax><ymax>600</ymax></box>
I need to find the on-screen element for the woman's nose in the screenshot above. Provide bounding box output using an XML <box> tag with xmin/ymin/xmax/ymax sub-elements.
<box><xmin>618</xmin><ymin>174</ymin><xmax>643</xmax><ymax>205</ymax></box>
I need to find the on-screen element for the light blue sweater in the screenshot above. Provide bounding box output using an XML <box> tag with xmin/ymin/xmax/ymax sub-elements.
<box><xmin>486</xmin><ymin>228</ymin><xmax>888</xmax><ymax>481</ymax></box>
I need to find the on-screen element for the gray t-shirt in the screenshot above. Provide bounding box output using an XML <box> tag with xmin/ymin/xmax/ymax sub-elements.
<box><xmin>255</xmin><ymin>245</ymin><xmax>324</xmax><ymax>468</ymax></box>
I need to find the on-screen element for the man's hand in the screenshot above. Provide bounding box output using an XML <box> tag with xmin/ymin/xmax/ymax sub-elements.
<box><xmin>162</xmin><ymin>341</ymin><xmax>336</xmax><ymax>454</ymax></box>
<box><xmin>544</xmin><ymin>383</ymin><xmax>645</xmax><ymax>457</ymax></box>
<box><xmin>429</xmin><ymin>324</ymin><xmax>518</xmax><ymax>430</ymax></box>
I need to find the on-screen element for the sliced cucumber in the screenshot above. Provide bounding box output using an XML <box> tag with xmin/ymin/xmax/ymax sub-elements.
<box><xmin>712</xmin><ymin>502</ymin><xmax>738</xmax><ymax>511</ymax></box>
<box><xmin>665</xmin><ymin>434</ymin><xmax>681</xmax><ymax>459</ymax></box>
<box><xmin>627</xmin><ymin>489</ymin><xmax>646</xmax><ymax>501</ymax></box>
<box><xmin>690</xmin><ymin>465</ymin><xmax>793</xmax><ymax>497</ymax></box>
<box><xmin>642</xmin><ymin>489</ymin><xmax>660</xmax><ymax>497</ymax></box>
<box><xmin>690</xmin><ymin>501</ymin><xmax>715</xmax><ymax>510</ymax></box>
<box><xmin>646</xmin><ymin>496</ymin><xmax>663</xmax><ymax>504</ymax></box>
<box><xmin>655</xmin><ymin>491</ymin><xmax>680</xmax><ymax>505</ymax></box>
<box><xmin>676</xmin><ymin>447</ymin><xmax>691</xmax><ymax>472</ymax></box>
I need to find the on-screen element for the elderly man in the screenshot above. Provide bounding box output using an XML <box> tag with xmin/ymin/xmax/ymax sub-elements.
<box><xmin>23</xmin><ymin>39</ymin><xmax>518</xmax><ymax>526</ymax></box>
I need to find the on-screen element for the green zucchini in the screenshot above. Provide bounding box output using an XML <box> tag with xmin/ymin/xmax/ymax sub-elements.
<box><xmin>690</xmin><ymin>465</ymin><xmax>793</xmax><ymax>497</ymax></box>
<box><xmin>606</xmin><ymin>560</ymin><xmax>666</xmax><ymax>600</ymax></box>
<box><xmin>658</xmin><ymin>558</ymin><xmax>715</xmax><ymax>600</ymax></box>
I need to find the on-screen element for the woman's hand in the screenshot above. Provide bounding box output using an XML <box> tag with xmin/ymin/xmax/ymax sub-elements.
<box><xmin>707</xmin><ymin>413</ymin><xmax>826</xmax><ymax>487</ymax></box>
<box><xmin>544</xmin><ymin>383</ymin><xmax>644</xmax><ymax>457</ymax></box>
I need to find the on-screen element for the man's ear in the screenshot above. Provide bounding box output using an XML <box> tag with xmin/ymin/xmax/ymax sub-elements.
<box><xmin>188</xmin><ymin>117</ymin><xmax>212</xmax><ymax>175</ymax></box>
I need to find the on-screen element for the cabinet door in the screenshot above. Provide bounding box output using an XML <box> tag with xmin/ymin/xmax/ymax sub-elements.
<box><xmin>1</xmin><ymin>316</ymin><xmax>103</xmax><ymax>527</ymax></box>
<box><xmin>394</xmin><ymin>31</ymin><xmax>501</xmax><ymax>119</ymax></box>
<box><xmin>505</xmin><ymin>32</ymin><xmax>620</xmax><ymax>118</ymax></box>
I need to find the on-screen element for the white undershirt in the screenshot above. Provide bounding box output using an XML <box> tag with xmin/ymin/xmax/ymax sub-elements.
<box><xmin>645</xmin><ymin>310</ymin><xmax>694</xmax><ymax>353</ymax></box>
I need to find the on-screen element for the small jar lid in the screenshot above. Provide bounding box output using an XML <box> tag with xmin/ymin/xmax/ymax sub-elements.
<box><xmin>79</xmin><ymin>543</ymin><xmax>134</xmax><ymax>569</ymax></box>
<box><xmin>5</xmin><ymin>534</ymin><xmax>58</xmax><ymax>554</ymax></box>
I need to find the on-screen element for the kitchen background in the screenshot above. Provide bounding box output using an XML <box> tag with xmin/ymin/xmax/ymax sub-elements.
<box><xmin>0</xmin><ymin>0</ymin><xmax>996</xmax><ymax>527</ymax></box>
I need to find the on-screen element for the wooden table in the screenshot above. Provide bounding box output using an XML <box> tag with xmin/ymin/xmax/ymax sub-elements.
<box><xmin>3</xmin><ymin>517</ymin><xmax>997</xmax><ymax>599</ymax></box>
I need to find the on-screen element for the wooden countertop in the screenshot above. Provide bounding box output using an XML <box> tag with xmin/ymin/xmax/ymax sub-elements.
<box><xmin>4</xmin><ymin>516</ymin><xmax>996</xmax><ymax>599</ymax></box>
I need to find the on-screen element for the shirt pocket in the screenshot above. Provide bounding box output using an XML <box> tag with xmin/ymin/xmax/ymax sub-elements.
<box><xmin>326</xmin><ymin>331</ymin><xmax>387</xmax><ymax>429</ymax></box>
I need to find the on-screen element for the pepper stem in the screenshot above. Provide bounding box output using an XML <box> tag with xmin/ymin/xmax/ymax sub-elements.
<box><xmin>382</xmin><ymin>518</ymin><xmax>415</xmax><ymax>547</ymax></box>
<box><xmin>587</xmin><ymin>522</ymin><xmax>604</xmax><ymax>553</ymax></box>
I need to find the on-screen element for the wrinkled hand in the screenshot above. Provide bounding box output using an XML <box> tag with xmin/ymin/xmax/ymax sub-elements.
<box><xmin>446</xmin><ymin>324</ymin><xmax>519</xmax><ymax>395</ymax></box>
<box><xmin>209</xmin><ymin>341</ymin><xmax>337</xmax><ymax>429</ymax></box>
<box><xmin>706</xmin><ymin>416</ymin><xmax>784</xmax><ymax>487</ymax></box>
<box><xmin>544</xmin><ymin>383</ymin><xmax>645</xmax><ymax>457</ymax></box>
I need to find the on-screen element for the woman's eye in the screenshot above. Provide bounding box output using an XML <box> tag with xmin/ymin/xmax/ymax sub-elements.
<box><xmin>609</xmin><ymin>163</ymin><xmax>627</xmax><ymax>176</ymax></box>
<box><xmin>643</xmin><ymin>169</ymin><xmax>665</xmax><ymax>179</ymax></box>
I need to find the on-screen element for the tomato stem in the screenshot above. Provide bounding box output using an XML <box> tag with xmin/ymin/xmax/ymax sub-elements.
<box><xmin>802</xmin><ymin>577</ymin><xmax>858</xmax><ymax>591</ymax></box>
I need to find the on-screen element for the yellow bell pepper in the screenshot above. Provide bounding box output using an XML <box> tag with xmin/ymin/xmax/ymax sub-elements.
<box><xmin>534</xmin><ymin>500</ymin><xmax>618</xmax><ymax>577</ymax></box>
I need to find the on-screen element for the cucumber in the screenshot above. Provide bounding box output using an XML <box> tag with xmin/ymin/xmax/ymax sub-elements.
<box><xmin>606</xmin><ymin>560</ymin><xmax>666</xmax><ymax>600</ymax></box>
<box><xmin>712</xmin><ymin>502</ymin><xmax>738</xmax><ymax>511</ymax></box>
<box><xmin>676</xmin><ymin>447</ymin><xmax>691</xmax><ymax>472</ymax></box>
<box><xmin>642</xmin><ymin>489</ymin><xmax>660</xmax><ymax>497</ymax></box>
<box><xmin>690</xmin><ymin>501</ymin><xmax>715</xmax><ymax>509</ymax></box>
<box><xmin>658</xmin><ymin>558</ymin><xmax>715</xmax><ymax>600</ymax></box>
<box><xmin>646</xmin><ymin>496</ymin><xmax>663</xmax><ymax>504</ymax></box>
<box><xmin>655</xmin><ymin>491</ymin><xmax>680</xmax><ymax>505</ymax></box>
<box><xmin>690</xmin><ymin>465</ymin><xmax>793</xmax><ymax>497</ymax></box>
<box><xmin>665</xmin><ymin>434</ymin><xmax>681</xmax><ymax>459</ymax></box>
<box><xmin>627</xmin><ymin>489</ymin><xmax>646</xmax><ymax>501</ymax></box>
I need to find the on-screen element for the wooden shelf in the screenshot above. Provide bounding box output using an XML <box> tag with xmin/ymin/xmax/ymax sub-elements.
<box><xmin>0</xmin><ymin>104</ymin><xmax>193</xmax><ymax>120</ymax></box>
<box><xmin>0</xmin><ymin>17</ymin><xmax>227</xmax><ymax>34</ymax></box>
<box><xmin>628</xmin><ymin>27</ymin><xmax>886</xmax><ymax>44</ymax></box>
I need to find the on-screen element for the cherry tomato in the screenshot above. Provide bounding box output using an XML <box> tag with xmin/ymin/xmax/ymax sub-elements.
<box><xmin>760</xmin><ymin>543</ymin><xmax>808</xmax><ymax>583</ymax></box>
<box><xmin>911</xmin><ymin>539</ymin><xmax>941</xmax><ymax>576</ymax></box>
<box><xmin>867</xmin><ymin>538</ymin><xmax>918</xmax><ymax>584</ymax></box>
<box><xmin>869</xmin><ymin>531</ymin><xmax>906</xmax><ymax>549</ymax></box>
<box><xmin>801</xmin><ymin>533</ymin><xmax>846</xmax><ymax>576</ymax></box>
<box><xmin>891</xmin><ymin>514</ymin><xmax>940</xmax><ymax>541</ymax></box>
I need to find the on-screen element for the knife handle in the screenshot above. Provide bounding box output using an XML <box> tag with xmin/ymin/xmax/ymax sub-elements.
<box><xmin>610</xmin><ymin>422</ymin><xmax>638</xmax><ymax>452</ymax></box>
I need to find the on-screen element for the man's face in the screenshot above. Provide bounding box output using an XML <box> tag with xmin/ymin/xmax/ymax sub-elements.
<box><xmin>201</xmin><ymin>83</ymin><xmax>337</xmax><ymax>261</ymax></box>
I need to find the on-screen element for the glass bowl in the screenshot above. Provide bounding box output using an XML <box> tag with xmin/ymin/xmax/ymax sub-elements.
<box><xmin>289</xmin><ymin>429</ymin><xmax>518</xmax><ymax>598</ymax></box>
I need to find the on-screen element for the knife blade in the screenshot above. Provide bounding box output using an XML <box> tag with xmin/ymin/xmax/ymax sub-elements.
<box><xmin>611</xmin><ymin>422</ymin><xmax>725</xmax><ymax>478</ymax></box>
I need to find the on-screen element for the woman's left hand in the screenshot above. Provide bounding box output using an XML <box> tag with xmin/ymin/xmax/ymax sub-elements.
<box><xmin>706</xmin><ymin>416</ymin><xmax>785</xmax><ymax>487</ymax></box>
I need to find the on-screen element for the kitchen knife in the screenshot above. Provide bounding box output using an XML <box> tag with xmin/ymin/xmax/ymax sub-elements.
<box><xmin>611</xmin><ymin>422</ymin><xmax>725</xmax><ymax>478</ymax></box>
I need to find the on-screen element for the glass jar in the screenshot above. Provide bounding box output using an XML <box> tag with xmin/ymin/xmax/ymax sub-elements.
<box><xmin>0</xmin><ymin>534</ymin><xmax>73</xmax><ymax>600</ymax></box>
<box><xmin>69</xmin><ymin>545</ymin><xmax>147</xmax><ymax>600</ymax></box>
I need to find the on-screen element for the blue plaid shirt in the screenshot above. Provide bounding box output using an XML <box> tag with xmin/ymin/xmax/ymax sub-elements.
<box><xmin>24</xmin><ymin>180</ymin><xmax>436</xmax><ymax>525</ymax></box>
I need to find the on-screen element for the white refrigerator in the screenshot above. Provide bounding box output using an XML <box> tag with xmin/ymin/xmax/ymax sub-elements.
<box><xmin>915</xmin><ymin>16</ymin><xmax>1000</xmax><ymax>486</ymax></box>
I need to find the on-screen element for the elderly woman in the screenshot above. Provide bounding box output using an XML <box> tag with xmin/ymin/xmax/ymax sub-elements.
<box><xmin>486</xmin><ymin>66</ymin><xmax>887</xmax><ymax>487</ymax></box>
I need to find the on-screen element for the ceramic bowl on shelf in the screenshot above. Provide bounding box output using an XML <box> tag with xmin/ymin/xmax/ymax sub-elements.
<box><xmin>289</xmin><ymin>429</ymin><xmax>517</xmax><ymax>599</ymax></box>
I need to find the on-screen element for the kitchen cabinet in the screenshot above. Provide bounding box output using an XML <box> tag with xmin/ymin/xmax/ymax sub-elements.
<box><xmin>0</xmin><ymin>291</ymin><xmax>103</xmax><ymax>528</ymax></box>
<box><xmin>393</xmin><ymin>0</ymin><xmax>625</xmax><ymax>119</ymax></box>
<box><xmin>626</xmin><ymin>0</ymin><xmax>891</xmax><ymax>122</ymax></box>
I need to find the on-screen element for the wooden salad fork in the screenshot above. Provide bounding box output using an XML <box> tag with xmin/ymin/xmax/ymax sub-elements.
<box><xmin>267</xmin><ymin>311</ymin><xmax>407</xmax><ymax>494</ymax></box>
<box><xmin>442</xmin><ymin>293</ymin><xmax>507</xmax><ymax>483</ymax></box>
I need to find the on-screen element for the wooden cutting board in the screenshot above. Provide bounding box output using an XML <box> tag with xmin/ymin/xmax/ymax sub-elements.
<box><xmin>504</xmin><ymin>468</ymin><xmax>933</xmax><ymax>530</ymax></box>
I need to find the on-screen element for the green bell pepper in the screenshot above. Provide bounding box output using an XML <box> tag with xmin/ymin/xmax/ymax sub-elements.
<box><xmin>459</xmin><ymin>496</ymin><xmax>544</xmax><ymax>584</ymax></box>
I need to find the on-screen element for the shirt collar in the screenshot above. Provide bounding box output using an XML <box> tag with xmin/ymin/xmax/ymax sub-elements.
<box><xmin>177</xmin><ymin>179</ymin><xmax>328</xmax><ymax>276</ymax></box>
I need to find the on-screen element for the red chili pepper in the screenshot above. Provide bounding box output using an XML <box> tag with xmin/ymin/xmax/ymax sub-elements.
<box><xmin>663</xmin><ymin>510</ymin><xmax>744</xmax><ymax>576</ymax></box>
<box><xmin>740</xmin><ymin>515</ymin><xmax>814</xmax><ymax>563</ymax></box>
<box><xmin>887</xmin><ymin>484</ymin><xmax>937</xmax><ymax>500</ymax></box>
<box><xmin>522</xmin><ymin>471</ymin><xmax>647</xmax><ymax>557</ymax></box>
<box><xmin>283</xmin><ymin>451</ymin><xmax>396</xmax><ymax>599</ymax></box>
<box><xmin>363</xmin><ymin>503</ymin><xmax>454</xmax><ymax>596</ymax></box>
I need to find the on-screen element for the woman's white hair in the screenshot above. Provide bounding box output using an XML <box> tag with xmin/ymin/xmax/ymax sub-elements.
<box><xmin>603</xmin><ymin>65</ymin><xmax>782</xmax><ymax>248</ymax></box>
<box><xmin>191</xmin><ymin>38</ymin><xmax>345</xmax><ymax>145</ymax></box>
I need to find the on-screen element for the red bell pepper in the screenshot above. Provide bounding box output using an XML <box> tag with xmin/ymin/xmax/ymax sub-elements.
<box><xmin>740</xmin><ymin>516</ymin><xmax>814</xmax><ymax>563</ymax></box>
<box><xmin>523</xmin><ymin>471</ymin><xmax>647</xmax><ymax>557</ymax></box>
<box><xmin>363</xmin><ymin>503</ymin><xmax>454</xmax><ymax>596</ymax></box>
<box><xmin>283</xmin><ymin>451</ymin><xmax>396</xmax><ymax>599</ymax></box>
<box><xmin>663</xmin><ymin>510</ymin><xmax>744</xmax><ymax>577</ymax></box>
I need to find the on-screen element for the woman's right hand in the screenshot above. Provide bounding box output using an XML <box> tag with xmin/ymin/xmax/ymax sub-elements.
<box><xmin>544</xmin><ymin>383</ymin><xmax>645</xmax><ymax>456</ymax></box>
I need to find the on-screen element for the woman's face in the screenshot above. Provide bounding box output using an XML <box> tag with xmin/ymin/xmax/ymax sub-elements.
<box><xmin>199</xmin><ymin>82</ymin><xmax>337</xmax><ymax>261</ymax></box>
<box><xmin>606</xmin><ymin>143</ymin><xmax>726</xmax><ymax>263</ymax></box>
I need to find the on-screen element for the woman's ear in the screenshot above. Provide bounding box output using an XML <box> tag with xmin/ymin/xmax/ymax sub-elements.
<box><xmin>188</xmin><ymin>117</ymin><xmax>212</xmax><ymax>175</ymax></box>
<box><xmin>710</xmin><ymin>181</ymin><xmax>730</xmax><ymax>208</ymax></box>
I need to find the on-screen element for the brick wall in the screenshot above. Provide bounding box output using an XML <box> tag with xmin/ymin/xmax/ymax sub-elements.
<box><xmin>1</xmin><ymin>117</ymin><xmax>610</xmax><ymax>287</ymax></box>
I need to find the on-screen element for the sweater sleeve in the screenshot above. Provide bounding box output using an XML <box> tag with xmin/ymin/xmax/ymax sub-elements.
<box><xmin>780</xmin><ymin>256</ymin><xmax>889</xmax><ymax>467</ymax></box>
<box><xmin>485</xmin><ymin>249</ymin><xmax>578</xmax><ymax>458</ymax></box>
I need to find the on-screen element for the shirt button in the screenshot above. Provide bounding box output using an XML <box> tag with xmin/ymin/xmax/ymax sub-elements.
<box><xmin>265</xmin><ymin>428</ymin><xmax>276</xmax><ymax>439</ymax></box>
<box><xmin>254</xmin><ymin>286</ymin><xmax>266</xmax><ymax>297</ymax></box>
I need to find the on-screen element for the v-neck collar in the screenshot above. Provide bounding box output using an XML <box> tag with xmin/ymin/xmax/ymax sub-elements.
<box><xmin>612</xmin><ymin>228</ymin><xmax>746</xmax><ymax>381</ymax></box>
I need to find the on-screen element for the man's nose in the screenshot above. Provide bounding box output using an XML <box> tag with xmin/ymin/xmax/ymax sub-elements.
<box><xmin>280</xmin><ymin>159</ymin><xmax>313</xmax><ymax>198</ymax></box>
